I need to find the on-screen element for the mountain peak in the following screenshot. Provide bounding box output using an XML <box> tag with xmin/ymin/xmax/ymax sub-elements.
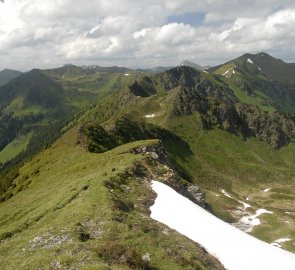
<box><xmin>0</xmin><ymin>68</ymin><xmax>22</xmax><ymax>86</ymax></box>
<box><xmin>178</xmin><ymin>60</ymin><xmax>210</xmax><ymax>71</ymax></box>
<box><xmin>165</xmin><ymin>65</ymin><xmax>201</xmax><ymax>79</ymax></box>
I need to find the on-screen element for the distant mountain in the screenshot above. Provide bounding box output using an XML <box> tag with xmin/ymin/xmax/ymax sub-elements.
<box><xmin>208</xmin><ymin>52</ymin><xmax>295</xmax><ymax>114</ymax></box>
<box><xmin>209</xmin><ymin>52</ymin><xmax>295</xmax><ymax>85</ymax></box>
<box><xmin>0</xmin><ymin>69</ymin><xmax>64</xmax><ymax>110</ymax></box>
<box><xmin>83</xmin><ymin>65</ymin><xmax>133</xmax><ymax>74</ymax></box>
<box><xmin>0</xmin><ymin>69</ymin><xmax>95</xmax><ymax>165</ymax></box>
<box><xmin>44</xmin><ymin>64</ymin><xmax>95</xmax><ymax>79</ymax></box>
<box><xmin>179</xmin><ymin>60</ymin><xmax>211</xmax><ymax>71</ymax></box>
<box><xmin>0</xmin><ymin>65</ymin><xmax>145</xmax><ymax>165</ymax></box>
<box><xmin>151</xmin><ymin>66</ymin><xmax>174</xmax><ymax>73</ymax></box>
<box><xmin>0</xmin><ymin>69</ymin><xmax>22</xmax><ymax>86</ymax></box>
<box><xmin>44</xmin><ymin>64</ymin><xmax>133</xmax><ymax>79</ymax></box>
<box><xmin>142</xmin><ymin>61</ymin><xmax>211</xmax><ymax>73</ymax></box>
<box><xmin>0</xmin><ymin>70</ymin><xmax>72</xmax><ymax>164</ymax></box>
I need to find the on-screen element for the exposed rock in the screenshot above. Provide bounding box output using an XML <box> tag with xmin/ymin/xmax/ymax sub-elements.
<box><xmin>30</xmin><ymin>233</ymin><xmax>72</xmax><ymax>249</ymax></box>
<box><xmin>129</xmin><ymin>142</ymin><xmax>206</xmax><ymax>208</ymax></box>
<box><xmin>185</xmin><ymin>185</ymin><xmax>206</xmax><ymax>208</ymax></box>
<box><xmin>142</xmin><ymin>252</ymin><xmax>151</xmax><ymax>262</ymax></box>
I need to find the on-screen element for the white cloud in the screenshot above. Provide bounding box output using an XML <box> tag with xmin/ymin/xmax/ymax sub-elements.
<box><xmin>0</xmin><ymin>0</ymin><xmax>294</xmax><ymax>70</ymax></box>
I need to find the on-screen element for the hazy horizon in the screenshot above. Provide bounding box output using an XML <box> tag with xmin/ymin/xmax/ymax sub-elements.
<box><xmin>0</xmin><ymin>0</ymin><xmax>295</xmax><ymax>70</ymax></box>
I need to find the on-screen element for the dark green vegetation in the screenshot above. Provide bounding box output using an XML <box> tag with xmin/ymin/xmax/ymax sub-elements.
<box><xmin>0</xmin><ymin>65</ymin><xmax>143</xmax><ymax>167</ymax></box>
<box><xmin>1</xmin><ymin>53</ymin><xmax>295</xmax><ymax>269</ymax></box>
<box><xmin>0</xmin><ymin>69</ymin><xmax>22</xmax><ymax>87</ymax></box>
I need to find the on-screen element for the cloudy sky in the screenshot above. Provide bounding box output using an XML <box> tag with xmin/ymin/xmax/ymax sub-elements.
<box><xmin>0</xmin><ymin>0</ymin><xmax>295</xmax><ymax>70</ymax></box>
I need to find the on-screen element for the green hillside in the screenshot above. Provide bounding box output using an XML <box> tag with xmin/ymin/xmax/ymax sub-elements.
<box><xmin>209</xmin><ymin>53</ymin><xmax>295</xmax><ymax>114</ymax></box>
<box><xmin>0</xmin><ymin>66</ymin><xmax>144</xmax><ymax>166</ymax></box>
<box><xmin>76</xmin><ymin>65</ymin><xmax>295</xmax><ymax>252</ymax></box>
<box><xmin>1</xmin><ymin>53</ymin><xmax>295</xmax><ymax>268</ymax></box>
<box><xmin>0</xmin><ymin>127</ymin><xmax>224</xmax><ymax>270</ymax></box>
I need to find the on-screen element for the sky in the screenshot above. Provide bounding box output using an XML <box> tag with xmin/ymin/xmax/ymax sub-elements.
<box><xmin>0</xmin><ymin>0</ymin><xmax>295</xmax><ymax>70</ymax></box>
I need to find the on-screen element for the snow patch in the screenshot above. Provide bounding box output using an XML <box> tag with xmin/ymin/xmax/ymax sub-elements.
<box><xmin>239</xmin><ymin>200</ymin><xmax>251</xmax><ymax>210</ymax></box>
<box><xmin>258</xmin><ymin>67</ymin><xmax>262</xmax><ymax>71</ymax></box>
<box><xmin>276</xmin><ymin>238</ymin><xmax>291</xmax><ymax>243</ymax></box>
<box><xmin>222</xmin><ymin>67</ymin><xmax>235</xmax><ymax>77</ymax></box>
<box><xmin>247</xmin><ymin>58</ymin><xmax>254</xmax><ymax>64</ymax></box>
<box><xmin>271</xmin><ymin>238</ymin><xmax>291</xmax><ymax>248</ymax></box>
<box><xmin>285</xmin><ymin>221</ymin><xmax>290</xmax><ymax>224</ymax></box>
<box><xmin>124</xmin><ymin>73</ymin><xmax>130</xmax><ymax>76</ymax></box>
<box><xmin>150</xmin><ymin>181</ymin><xmax>295</xmax><ymax>270</ymax></box>
<box><xmin>222</xmin><ymin>70</ymin><xmax>229</xmax><ymax>76</ymax></box>
<box><xmin>145</xmin><ymin>114</ymin><xmax>155</xmax><ymax>118</ymax></box>
<box><xmin>263</xmin><ymin>188</ymin><xmax>271</xmax><ymax>193</ymax></box>
<box><xmin>221</xmin><ymin>189</ymin><xmax>233</xmax><ymax>199</ymax></box>
<box><xmin>239</xmin><ymin>209</ymin><xmax>273</xmax><ymax>232</ymax></box>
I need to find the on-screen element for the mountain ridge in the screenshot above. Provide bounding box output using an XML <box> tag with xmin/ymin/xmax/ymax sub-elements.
<box><xmin>1</xmin><ymin>51</ymin><xmax>295</xmax><ymax>269</ymax></box>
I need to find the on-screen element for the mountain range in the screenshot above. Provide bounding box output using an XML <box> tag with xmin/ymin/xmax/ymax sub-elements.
<box><xmin>0</xmin><ymin>52</ymin><xmax>295</xmax><ymax>269</ymax></box>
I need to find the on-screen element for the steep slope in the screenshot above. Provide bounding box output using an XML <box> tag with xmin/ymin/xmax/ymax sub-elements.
<box><xmin>209</xmin><ymin>52</ymin><xmax>295</xmax><ymax>114</ymax></box>
<box><xmin>1</xmin><ymin>55</ymin><xmax>295</xmax><ymax>268</ymax></box>
<box><xmin>0</xmin><ymin>69</ymin><xmax>22</xmax><ymax>86</ymax></box>
<box><xmin>83</xmin><ymin>66</ymin><xmax>295</xmax><ymax>148</ymax></box>
<box><xmin>0</xmin><ymin>126</ymin><xmax>225</xmax><ymax>270</ymax></box>
<box><xmin>76</xmin><ymin>65</ymin><xmax>295</xmax><ymax>253</ymax></box>
<box><xmin>151</xmin><ymin>181</ymin><xmax>295</xmax><ymax>270</ymax></box>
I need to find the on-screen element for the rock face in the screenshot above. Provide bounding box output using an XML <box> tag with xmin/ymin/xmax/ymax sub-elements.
<box><xmin>163</xmin><ymin>67</ymin><xmax>295</xmax><ymax>149</ymax></box>
<box><xmin>186</xmin><ymin>185</ymin><xmax>205</xmax><ymax>208</ymax></box>
<box><xmin>129</xmin><ymin>142</ymin><xmax>207</xmax><ymax>208</ymax></box>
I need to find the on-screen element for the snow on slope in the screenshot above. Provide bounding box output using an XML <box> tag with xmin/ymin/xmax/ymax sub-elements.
<box><xmin>150</xmin><ymin>181</ymin><xmax>295</xmax><ymax>270</ymax></box>
<box><xmin>247</xmin><ymin>58</ymin><xmax>254</xmax><ymax>64</ymax></box>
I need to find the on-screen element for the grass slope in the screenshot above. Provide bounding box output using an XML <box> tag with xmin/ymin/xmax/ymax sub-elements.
<box><xmin>164</xmin><ymin>113</ymin><xmax>295</xmax><ymax>252</ymax></box>
<box><xmin>210</xmin><ymin>53</ymin><xmax>295</xmax><ymax>114</ymax></box>
<box><xmin>0</xmin><ymin>126</ymin><xmax>224</xmax><ymax>270</ymax></box>
<box><xmin>0</xmin><ymin>132</ymin><xmax>32</xmax><ymax>164</ymax></box>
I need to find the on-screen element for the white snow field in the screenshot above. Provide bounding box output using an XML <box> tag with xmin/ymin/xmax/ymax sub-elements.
<box><xmin>150</xmin><ymin>181</ymin><xmax>295</xmax><ymax>270</ymax></box>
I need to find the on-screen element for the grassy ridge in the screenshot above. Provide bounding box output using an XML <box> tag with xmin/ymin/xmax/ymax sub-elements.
<box><xmin>0</xmin><ymin>127</ymin><xmax>224</xmax><ymax>270</ymax></box>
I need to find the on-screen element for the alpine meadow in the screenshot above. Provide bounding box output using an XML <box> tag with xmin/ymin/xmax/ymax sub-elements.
<box><xmin>1</xmin><ymin>1</ymin><xmax>295</xmax><ymax>270</ymax></box>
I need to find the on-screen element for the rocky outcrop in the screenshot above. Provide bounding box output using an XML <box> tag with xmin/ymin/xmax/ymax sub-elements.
<box><xmin>167</xmin><ymin>73</ymin><xmax>295</xmax><ymax>148</ymax></box>
<box><xmin>198</xmin><ymin>102</ymin><xmax>295</xmax><ymax>148</ymax></box>
<box><xmin>236</xmin><ymin>104</ymin><xmax>295</xmax><ymax>148</ymax></box>
<box><xmin>185</xmin><ymin>185</ymin><xmax>205</xmax><ymax>208</ymax></box>
<box><xmin>129</xmin><ymin>142</ymin><xmax>206</xmax><ymax>208</ymax></box>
